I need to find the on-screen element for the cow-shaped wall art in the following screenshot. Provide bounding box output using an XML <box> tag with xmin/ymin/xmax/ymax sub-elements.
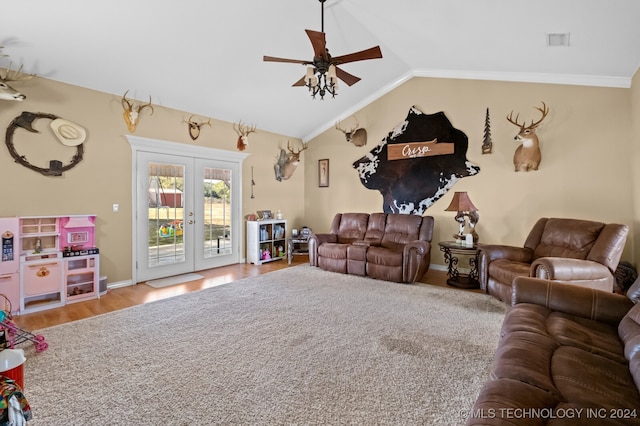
<box><xmin>353</xmin><ymin>106</ymin><xmax>480</xmax><ymax>215</ymax></box>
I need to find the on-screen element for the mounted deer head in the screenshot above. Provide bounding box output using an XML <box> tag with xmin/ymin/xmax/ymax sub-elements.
<box><xmin>506</xmin><ymin>101</ymin><xmax>549</xmax><ymax>172</ymax></box>
<box><xmin>0</xmin><ymin>46</ymin><xmax>34</xmax><ymax>101</ymax></box>
<box><xmin>274</xmin><ymin>141</ymin><xmax>308</xmax><ymax>181</ymax></box>
<box><xmin>185</xmin><ymin>115</ymin><xmax>211</xmax><ymax>140</ymax></box>
<box><xmin>121</xmin><ymin>90</ymin><xmax>154</xmax><ymax>133</ymax></box>
<box><xmin>335</xmin><ymin>116</ymin><xmax>367</xmax><ymax>147</ymax></box>
<box><xmin>233</xmin><ymin>120</ymin><xmax>256</xmax><ymax>151</ymax></box>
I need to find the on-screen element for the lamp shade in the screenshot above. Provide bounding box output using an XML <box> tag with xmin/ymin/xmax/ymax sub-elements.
<box><xmin>444</xmin><ymin>192</ymin><xmax>478</xmax><ymax>212</ymax></box>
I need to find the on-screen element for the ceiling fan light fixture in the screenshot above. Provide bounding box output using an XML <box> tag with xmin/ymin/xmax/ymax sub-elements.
<box><xmin>328</xmin><ymin>64</ymin><xmax>337</xmax><ymax>84</ymax></box>
<box><xmin>263</xmin><ymin>0</ymin><xmax>382</xmax><ymax>100</ymax></box>
<box><xmin>306</xmin><ymin>66</ymin><xmax>315</xmax><ymax>84</ymax></box>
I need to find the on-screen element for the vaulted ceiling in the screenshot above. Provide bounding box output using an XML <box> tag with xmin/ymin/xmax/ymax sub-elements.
<box><xmin>3</xmin><ymin>1</ymin><xmax>639</xmax><ymax>141</ymax></box>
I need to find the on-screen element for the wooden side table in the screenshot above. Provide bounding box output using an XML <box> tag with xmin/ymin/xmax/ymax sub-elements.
<box><xmin>438</xmin><ymin>241</ymin><xmax>480</xmax><ymax>289</ymax></box>
<box><xmin>287</xmin><ymin>237</ymin><xmax>309</xmax><ymax>265</ymax></box>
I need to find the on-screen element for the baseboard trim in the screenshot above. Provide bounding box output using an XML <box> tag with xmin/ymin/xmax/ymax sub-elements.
<box><xmin>107</xmin><ymin>279</ymin><xmax>134</xmax><ymax>289</ymax></box>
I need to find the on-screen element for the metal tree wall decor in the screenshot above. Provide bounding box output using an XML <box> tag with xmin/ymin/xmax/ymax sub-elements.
<box><xmin>482</xmin><ymin>108</ymin><xmax>492</xmax><ymax>154</ymax></box>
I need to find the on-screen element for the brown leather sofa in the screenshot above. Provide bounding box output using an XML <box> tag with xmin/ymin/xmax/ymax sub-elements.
<box><xmin>308</xmin><ymin>212</ymin><xmax>434</xmax><ymax>283</ymax></box>
<box><xmin>478</xmin><ymin>218</ymin><xmax>629</xmax><ymax>304</ymax></box>
<box><xmin>467</xmin><ymin>276</ymin><xmax>640</xmax><ymax>425</ymax></box>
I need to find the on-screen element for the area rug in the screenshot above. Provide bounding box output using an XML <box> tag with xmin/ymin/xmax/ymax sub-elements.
<box><xmin>22</xmin><ymin>265</ymin><xmax>507</xmax><ymax>425</ymax></box>
<box><xmin>144</xmin><ymin>272</ymin><xmax>204</xmax><ymax>288</ymax></box>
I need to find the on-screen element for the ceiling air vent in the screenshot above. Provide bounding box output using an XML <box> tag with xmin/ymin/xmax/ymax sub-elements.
<box><xmin>547</xmin><ymin>33</ymin><xmax>570</xmax><ymax>47</ymax></box>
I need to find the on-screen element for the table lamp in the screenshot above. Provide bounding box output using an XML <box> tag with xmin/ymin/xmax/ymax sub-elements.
<box><xmin>444</xmin><ymin>191</ymin><xmax>479</xmax><ymax>243</ymax></box>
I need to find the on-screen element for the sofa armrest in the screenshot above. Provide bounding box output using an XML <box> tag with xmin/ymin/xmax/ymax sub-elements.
<box><xmin>512</xmin><ymin>277</ymin><xmax>633</xmax><ymax>325</ymax></box>
<box><xmin>404</xmin><ymin>240</ymin><xmax>430</xmax><ymax>256</ymax></box>
<box><xmin>310</xmin><ymin>233</ymin><xmax>337</xmax><ymax>245</ymax></box>
<box><xmin>308</xmin><ymin>233</ymin><xmax>337</xmax><ymax>266</ymax></box>
<box><xmin>477</xmin><ymin>244</ymin><xmax>533</xmax><ymax>292</ymax></box>
<box><xmin>478</xmin><ymin>244</ymin><xmax>533</xmax><ymax>263</ymax></box>
<box><xmin>402</xmin><ymin>240</ymin><xmax>432</xmax><ymax>283</ymax></box>
<box><xmin>531</xmin><ymin>257</ymin><xmax>612</xmax><ymax>281</ymax></box>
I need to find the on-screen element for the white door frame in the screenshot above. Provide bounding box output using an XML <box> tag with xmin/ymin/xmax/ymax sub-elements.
<box><xmin>127</xmin><ymin>135</ymin><xmax>248</xmax><ymax>284</ymax></box>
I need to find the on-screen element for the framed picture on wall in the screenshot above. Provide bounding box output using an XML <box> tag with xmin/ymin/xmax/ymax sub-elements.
<box><xmin>319</xmin><ymin>159</ymin><xmax>329</xmax><ymax>187</ymax></box>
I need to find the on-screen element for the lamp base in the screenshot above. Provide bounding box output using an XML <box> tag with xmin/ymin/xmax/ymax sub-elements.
<box><xmin>453</xmin><ymin>231</ymin><xmax>479</xmax><ymax>243</ymax></box>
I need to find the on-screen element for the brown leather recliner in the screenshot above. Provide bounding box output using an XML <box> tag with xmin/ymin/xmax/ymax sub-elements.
<box><xmin>478</xmin><ymin>217</ymin><xmax>629</xmax><ymax>304</ymax></box>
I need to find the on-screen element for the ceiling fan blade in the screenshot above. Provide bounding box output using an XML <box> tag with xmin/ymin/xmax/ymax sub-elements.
<box><xmin>332</xmin><ymin>46</ymin><xmax>383</xmax><ymax>65</ymax></box>
<box><xmin>292</xmin><ymin>75</ymin><xmax>307</xmax><ymax>87</ymax></box>
<box><xmin>263</xmin><ymin>55</ymin><xmax>311</xmax><ymax>65</ymax></box>
<box><xmin>305</xmin><ymin>29</ymin><xmax>329</xmax><ymax>61</ymax></box>
<box><xmin>335</xmin><ymin>66</ymin><xmax>361</xmax><ymax>87</ymax></box>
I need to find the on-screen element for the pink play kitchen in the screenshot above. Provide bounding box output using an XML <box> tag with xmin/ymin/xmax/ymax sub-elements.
<box><xmin>0</xmin><ymin>215</ymin><xmax>100</xmax><ymax>314</ymax></box>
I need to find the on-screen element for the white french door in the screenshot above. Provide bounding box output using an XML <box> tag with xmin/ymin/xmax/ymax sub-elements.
<box><xmin>128</xmin><ymin>136</ymin><xmax>248</xmax><ymax>283</ymax></box>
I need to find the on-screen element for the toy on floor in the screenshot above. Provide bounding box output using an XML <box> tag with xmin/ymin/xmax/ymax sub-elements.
<box><xmin>0</xmin><ymin>295</ymin><xmax>47</xmax><ymax>353</ymax></box>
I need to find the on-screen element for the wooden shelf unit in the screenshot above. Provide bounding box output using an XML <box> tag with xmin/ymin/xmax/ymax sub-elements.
<box><xmin>246</xmin><ymin>219</ymin><xmax>287</xmax><ymax>265</ymax></box>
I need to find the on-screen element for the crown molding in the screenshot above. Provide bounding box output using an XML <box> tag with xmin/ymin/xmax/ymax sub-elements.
<box><xmin>412</xmin><ymin>69</ymin><xmax>631</xmax><ymax>89</ymax></box>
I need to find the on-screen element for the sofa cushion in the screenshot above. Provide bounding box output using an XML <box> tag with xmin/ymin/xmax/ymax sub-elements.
<box><xmin>318</xmin><ymin>242</ymin><xmax>348</xmax><ymax>259</ymax></box>
<box><xmin>347</xmin><ymin>244</ymin><xmax>367</xmax><ymax>261</ymax></box>
<box><xmin>380</xmin><ymin>214</ymin><xmax>422</xmax><ymax>251</ymax></box>
<box><xmin>548</xmin><ymin>312</ymin><xmax>626</xmax><ymax>363</ymax></box>
<box><xmin>491</xmin><ymin>329</ymin><xmax>561</xmax><ymax>398</ymax></box>
<box><xmin>488</xmin><ymin>259</ymin><xmax>530</xmax><ymax>287</ymax></box>
<box><xmin>336</xmin><ymin>213</ymin><xmax>369</xmax><ymax>243</ymax></box>
<box><xmin>551</xmin><ymin>345</ymin><xmax>640</xmax><ymax>410</ymax></box>
<box><xmin>362</xmin><ymin>212</ymin><xmax>386</xmax><ymax>245</ymax></box>
<box><xmin>366</xmin><ymin>246</ymin><xmax>403</xmax><ymax>266</ymax></box>
<box><xmin>532</xmin><ymin>218</ymin><xmax>604</xmax><ymax>261</ymax></box>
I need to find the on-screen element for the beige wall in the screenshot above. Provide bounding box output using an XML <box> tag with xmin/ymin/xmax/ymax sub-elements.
<box><xmin>0</xmin><ymin>77</ymin><xmax>304</xmax><ymax>284</ymax></box>
<box><xmin>304</xmin><ymin>77</ymin><xmax>636</xmax><ymax>266</ymax></box>
<box><xmin>3</xmin><ymin>74</ymin><xmax>637</xmax><ymax>284</ymax></box>
<box><xmin>632</xmin><ymin>68</ymin><xmax>640</xmax><ymax>264</ymax></box>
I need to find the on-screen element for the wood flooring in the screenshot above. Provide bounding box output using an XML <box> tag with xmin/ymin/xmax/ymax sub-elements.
<box><xmin>12</xmin><ymin>258</ymin><xmax>450</xmax><ymax>331</ymax></box>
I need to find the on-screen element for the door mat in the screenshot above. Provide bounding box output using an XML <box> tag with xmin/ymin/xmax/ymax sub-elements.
<box><xmin>145</xmin><ymin>273</ymin><xmax>204</xmax><ymax>289</ymax></box>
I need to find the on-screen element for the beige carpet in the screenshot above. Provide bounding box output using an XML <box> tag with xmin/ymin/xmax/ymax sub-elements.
<box><xmin>21</xmin><ymin>265</ymin><xmax>507</xmax><ymax>425</ymax></box>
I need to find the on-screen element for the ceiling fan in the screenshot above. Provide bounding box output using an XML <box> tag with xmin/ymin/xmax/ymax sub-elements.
<box><xmin>263</xmin><ymin>0</ymin><xmax>383</xmax><ymax>99</ymax></box>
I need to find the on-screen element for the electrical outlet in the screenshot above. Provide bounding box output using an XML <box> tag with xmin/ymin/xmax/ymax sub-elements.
<box><xmin>113</xmin><ymin>204</ymin><xmax>119</xmax><ymax>213</ymax></box>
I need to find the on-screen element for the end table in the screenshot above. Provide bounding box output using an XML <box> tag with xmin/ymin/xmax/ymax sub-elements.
<box><xmin>438</xmin><ymin>241</ymin><xmax>480</xmax><ymax>289</ymax></box>
<box><xmin>287</xmin><ymin>237</ymin><xmax>309</xmax><ymax>265</ymax></box>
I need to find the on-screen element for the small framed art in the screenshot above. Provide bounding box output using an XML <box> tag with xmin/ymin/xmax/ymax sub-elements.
<box><xmin>318</xmin><ymin>159</ymin><xmax>329</xmax><ymax>187</ymax></box>
<box><xmin>257</xmin><ymin>210</ymin><xmax>272</xmax><ymax>220</ymax></box>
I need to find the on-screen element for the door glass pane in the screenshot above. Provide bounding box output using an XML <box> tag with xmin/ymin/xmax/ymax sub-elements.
<box><xmin>147</xmin><ymin>162</ymin><xmax>185</xmax><ymax>268</ymax></box>
<box><xmin>203</xmin><ymin>167</ymin><xmax>232</xmax><ymax>258</ymax></box>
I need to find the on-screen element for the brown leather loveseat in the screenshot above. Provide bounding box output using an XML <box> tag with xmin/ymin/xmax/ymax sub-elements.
<box><xmin>478</xmin><ymin>217</ymin><xmax>629</xmax><ymax>304</ymax></box>
<box><xmin>308</xmin><ymin>212</ymin><xmax>434</xmax><ymax>283</ymax></box>
<box><xmin>467</xmin><ymin>276</ymin><xmax>640</xmax><ymax>425</ymax></box>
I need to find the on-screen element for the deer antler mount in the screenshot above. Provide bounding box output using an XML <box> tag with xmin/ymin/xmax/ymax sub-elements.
<box><xmin>234</xmin><ymin>120</ymin><xmax>256</xmax><ymax>151</ymax></box>
<box><xmin>506</xmin><ymin>101</ymin><xmax>549</xmax><ymax>172</ymax></box>
<box><xmin>0</xmin><ymin>46</ymin><xmax>35</xmax><ymax>101</ymax></box>
<box><xmin>185</xmin><ymin>115</ymin><xmax>211</xmax><ymax>140</ymax></box>
<box><xmin>336</xmin><ymin>116</ymin><xmax>367</xmax><ymax>147</ymax></box>
<box><xmin>121</xmin><ymin>90</ymin><xmax>154</xmax><ymax>133</ymax></box>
